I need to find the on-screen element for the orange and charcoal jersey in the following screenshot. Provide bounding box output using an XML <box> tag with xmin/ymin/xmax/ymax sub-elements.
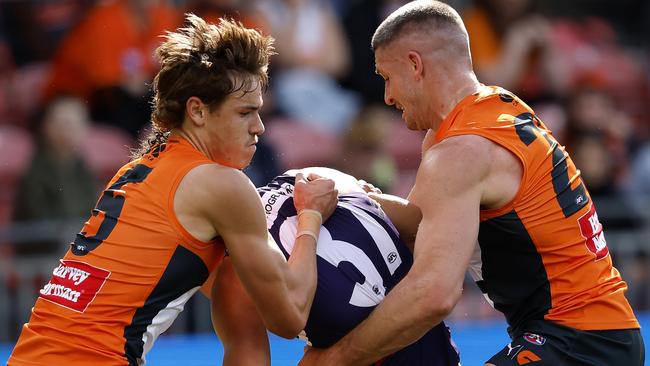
<box><xmin>435</xmin><ymin>85</ymin><xmax>639</xmax><ymax>333</ymax></box>
<box><xmin>8</xmin><ymin>137</ymin><xmax>225</xmax><ymax>366</ymax></box>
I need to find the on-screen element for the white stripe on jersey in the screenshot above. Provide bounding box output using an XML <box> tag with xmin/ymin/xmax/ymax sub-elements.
<box><xmin>274</xmin><ymin>200</ymin><xmax>404</xmax><ymax>308</ymax></box>
<box><xmin>338</xmin><ymin>201</ymin><xmax>402</xmax><ymax>275</ymax></box>
<box><xmin>278</xmin><ymin>218</ymin><xmax>386</xmax><ymax>307</ymax></box>
<box><xmin>277</xmin><ymin>215</ymin><xmax>300</xmax><ymax>255</ymax></box>
<box><xmin>467</xmin><ymin>242</ymin><xmax>494</xmax><ymax>307</ymax></box>
<box><xmin>138</xmin><ymin>286</ymin><xmax>201</xmax><ymax>365</ymax></box>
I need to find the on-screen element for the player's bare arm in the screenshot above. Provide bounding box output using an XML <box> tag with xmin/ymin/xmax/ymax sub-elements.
<box><xmin>175</xmin><ymin>164</ymin><xmax>336</xmax><ymax>338</ymax></box>
<box><xmin>367</xmin><ymin>193</ymin><xmax>422</xmax><ymax>252</ymax></box>
<box><xmin>300</xmin><ymin>134</ymin><xmax>520</xmax><ymax>365</ymax></box>
<box><xmin>212</xmin><ymin>257</ymin><xmax>270</xmax><ymax>366</ymax></box>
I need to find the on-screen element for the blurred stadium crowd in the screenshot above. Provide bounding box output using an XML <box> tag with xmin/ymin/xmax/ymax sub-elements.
<box><xmin>0</xmin><ymin>0</ymin><xmax>649</xmax><ymax>343</ymax></box>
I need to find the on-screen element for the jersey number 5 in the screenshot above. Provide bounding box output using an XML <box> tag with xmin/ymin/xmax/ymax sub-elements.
<box><xmin>71</xmin><ymin>164</ymin><xmax>153</xmax><ymax>256</ymax></box>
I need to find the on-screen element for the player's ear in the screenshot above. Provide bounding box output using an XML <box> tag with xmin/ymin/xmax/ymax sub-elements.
<box><xmin>407</xmin><ymin>51</ymin><xmax>423</xmax><ymax>81</ymax></box>
<box><xmin>186</xmin><ymin>96</ymin><xmax>206</xmax><ymax>126</ymax></box>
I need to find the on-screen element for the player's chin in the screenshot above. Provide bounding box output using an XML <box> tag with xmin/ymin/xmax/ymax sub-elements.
<box><xmin>238</xmin><ymin>154</ymin><xmax>255</xmax><ymax>171</ymax></box>
<box><xmin>405</xmin><ymin>115</ymin><xmax>428</xmax><ymax>131</ymax></box>
<box><xmin>404</xmin><ymin>116</ymin><xmax>419</xmax><ymax>131</ymax></box>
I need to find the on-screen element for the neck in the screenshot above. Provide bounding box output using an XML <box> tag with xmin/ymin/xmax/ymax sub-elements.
<box><xmin>170</xmin><ymin>128</ymin><xmax>211</xmax><ymax>159</ymax></box>
<box><xmin>431</xmin><ymin>71</ymin><xmax>480</xmax><ymax>131</ymax></box>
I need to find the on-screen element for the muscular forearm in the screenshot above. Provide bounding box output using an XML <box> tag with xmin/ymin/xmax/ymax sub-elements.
<box><xmin>283</xmin><ymin>234</ymin><xmax>318</xmax><ymax>333</ymax></box>
<box><xmin>265</xmin><ymin>211</ymin><xmax>321</xmax><ymax>338</ymax></box>
<box><xmin>287</xmin><ymin>208</ymin><xmax>322</xmax><ymax>319</ymax></box>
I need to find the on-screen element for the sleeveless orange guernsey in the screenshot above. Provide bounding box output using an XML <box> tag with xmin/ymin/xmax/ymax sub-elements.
<box><xmin>436</xmin><ymin>86</ymin><xmax>639</xmax><ymax>332</ymax></box>
<box><xmin>9</xmin><ymin>137</ymin><xmax>226</xmax><ymax>366</ymax></box>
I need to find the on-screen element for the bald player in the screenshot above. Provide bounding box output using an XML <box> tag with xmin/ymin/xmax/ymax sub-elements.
<box><xmin>300</xmin><ymin>1</ymin><xmax>644</xmax><ymax>365</ymax></box>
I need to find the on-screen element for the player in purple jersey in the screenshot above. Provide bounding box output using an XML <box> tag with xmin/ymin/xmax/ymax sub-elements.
<box><xmin>209</xmin><ymin>167</ymin><xmax>460</xmax><ymax>366</ymax></box>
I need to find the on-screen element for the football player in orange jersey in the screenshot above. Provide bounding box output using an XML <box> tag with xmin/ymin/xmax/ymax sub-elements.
<box><xmin>300</xmin><ymin>1</ymin><xmax>644</xmax><ymax>366</ymax></box>
<box><xmin>9</xmin><ymin>14</ymin><xmax>337</xmax><ymax>366</ymax></box>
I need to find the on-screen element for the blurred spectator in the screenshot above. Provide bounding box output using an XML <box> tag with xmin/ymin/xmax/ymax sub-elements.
<box><xmin>336</xmin><ymin>105</ymin><xmax>397</xmax><ymax>193</ymax></box>
<box><xmin>0</xmin><ymin>0</ymin><xmax>90</xmax><ymax>66</ymax></box>
<box><xmin>256</xmin><ymin>0</ymin><xmax>360</xmax><ymax>134</ymax></box>
<box><xmin>340</xmin><ymin>0</ymin><xmax>407</xmax><ymax>104</ymax></box>
<box><xmin>564</xmin><ymin>86</ymin><xmax>640</xmax><ymax>229</ymax></box>
<box><xmin>463</xmin><ymin>0</ymin><xmax>568</xmax><ymax>102</ymax></box>
<box><xmin>0</xmin><ymin>39</ymin><xmax>16</xmax><ymax>125</ymax></box>
<box><xmin>571</xmin><ymin>133</ymin><xmax>617</xmax><ymax>197</ymax></box>
<box><xmin>537</xmin><ymin>0</ymin><xmax>648</xmax><ymax>48</ymax></box>
<box><xmin>43</xmin><ymin>0</ymin><xmax>181</xmax><ymax>137</ymax></box>
<box><xmin>565</xmin><ymin>86</ymin><xmax>634</xmax><ymax>171</ymax></box>
<box><xmin>624</xmin><ymin>142</ymin><xmax>650</xmax><ymax>224</ymax></box>
<box><xmin>12</xmin><ymin>96</ymin><xmax>99</xmax><ymax>255</ymax></box>
<box><xmin>551</xmin><ymin>17</ymin><xmax>647</xmax><ymax>120</ymax></box>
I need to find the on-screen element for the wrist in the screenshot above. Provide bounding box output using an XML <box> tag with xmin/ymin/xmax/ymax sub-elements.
<box><xmin>298</xmin><ymin>209</ymin><xmax>322</xmax><ymax>223</ymax></box>
<box><xmin>297</xmin><ymin>209</ymin><xmax>322</xmax><ymax>243</ymax></box>
<box><xmin>296</xmin><ymin>230</ymin><xmax>318</xmax><ymax>242</ymax></box>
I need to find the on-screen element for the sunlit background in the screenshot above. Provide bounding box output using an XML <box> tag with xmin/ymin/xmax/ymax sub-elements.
<box><xmin>0</xmin><ymin>0</ymin><xmax>649</xmax><ymax>364</ymax></box>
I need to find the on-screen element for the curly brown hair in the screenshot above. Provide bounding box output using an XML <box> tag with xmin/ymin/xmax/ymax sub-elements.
<box><xmin>133</xmin><ymin>13</ymin><xmax>275</xmax><ymax>158</ymax></box>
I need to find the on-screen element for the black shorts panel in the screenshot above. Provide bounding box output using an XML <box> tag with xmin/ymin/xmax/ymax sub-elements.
<box><xmin>487</xmin><ymin>320</ymin><xmax>644</xmax><ymax>366</ymax></box>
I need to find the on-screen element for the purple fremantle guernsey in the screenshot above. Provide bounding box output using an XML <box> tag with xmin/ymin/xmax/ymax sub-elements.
<box><xmin>257</xmin><ymin>175</ymin><xmax>460</xmax><ymax>366</ymax></box>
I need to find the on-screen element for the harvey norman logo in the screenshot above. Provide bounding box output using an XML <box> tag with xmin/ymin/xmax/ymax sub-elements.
<box><xmin>39</xmin><ymin>260</ymin><xmax>111</xmax><ymax>313</ymax></box>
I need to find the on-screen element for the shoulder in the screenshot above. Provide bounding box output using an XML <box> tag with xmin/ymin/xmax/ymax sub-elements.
<box><xmin>180</xmin><ymin>164</ymin><xmax>262</xmax><ymax>211</ymax></box>
<box><xmin>421</xmin><ymin>135</ymin><xmax>494</xmax><ymax>178</ymax></box>
<box><xmin>176</xmin><ymin>163</ymin><xmax>268</xmax><ymax>239</ymax></box>
<box><xmin>412</xmin><ymin>135</ymin><xmax>499</xmax><ymax>205</ymax></box>
<box><xmin>416</xmin><ymin>134</ymin><xmax>522</xmax><ymax>210</ymax></box>
<box><xmin>187</xmin><ymin>163</ymin><xmax>254</xmax><ymax>188</ymax></box>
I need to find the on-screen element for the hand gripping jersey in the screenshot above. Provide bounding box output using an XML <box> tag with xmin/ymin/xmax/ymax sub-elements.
<box><xmin>258</xmin><ymin>175</ymin><xmax>460</xmax><ymax>365</ymax></box>
<box><xmin>435</xmin><ymin>85</ymin><xmax>639</xmax><ymax>333</ymax></box>
<box><xmin>9</xmin><ymin>137</ymin><xmax>225</xmax><ymax>366</ymax></box>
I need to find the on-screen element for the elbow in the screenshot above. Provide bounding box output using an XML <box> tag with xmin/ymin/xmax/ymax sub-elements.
<box><xmin>265</xmin><ymin>310</ymin><xmax>307</xmax><ymax>339</ymax></box>
<box><xmin>267</xmin><ymin>321</ymin><xmax>303</xmax><ymax>340</ymax></box>
<box><xmin>416</xmin><ymin>283</ymin><xmax>463</xmax><ymax>325</ymax></box>
<box><xmin>425</xmin><ymin>297</ymin><xmax>457</xmax><ymax>322</ymax></box>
